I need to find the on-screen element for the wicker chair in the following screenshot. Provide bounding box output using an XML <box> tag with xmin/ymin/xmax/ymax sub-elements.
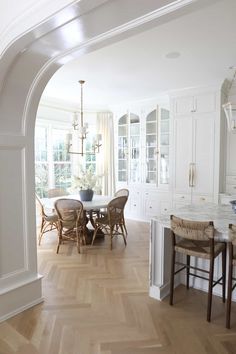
<box><xmin>54</xmin><ymin>198</ymin><xmax>87</xmax><ymax>254</ymax></box>
<box><xmin>226</xmin><ymin>224</ymin><xmax>236</xmax><ymax>328</ymax></box>
<box><xmin>100</xmin><ymin>189</ymin><xmax>129</xmax><ymax>235</ymax></box>
<box><xmin>169</xmin><ymin>215</ymin><xmax>226</xmax><ymax>322</ymax></box>
<box><xmin>48</xmin><ymin>188</ymin><xmax>69</xmax><ymax>198</ymax></box>
<box><xmin>91</xmin><ymin>196</ymin><xmax>128</xmax><ymax>250</ymax></box>
<box><xmin>115</xmin><ymin>189</ymin><xmax>129</xmax><ymax>198</ymax></box>
<box><xmin>35</xmin><ymin>194</ymin><xmax>59</xmax><ymax>245</ymax></box>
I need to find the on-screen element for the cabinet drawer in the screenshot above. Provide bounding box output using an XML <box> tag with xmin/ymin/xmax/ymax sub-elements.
<box><xmin>174</xmin><ymin>194</ymin><xmax>191</xmax><ymax>203</ymax></box>
<box><xmin>226</xmin><ymin>176</ymin><xmax>236</xmax><ymax>185</ymax></box>
<box><xmin>192</xmin><ymin>195</ymin><xmax>213</xmax><ymax>204</ymax></box>
<box><xmin>226</xmin><ymin>185</ymin><xmax>236</xmax><ymax>194</ymax></box>
<box><xmin>160</xmin><ymin>201</ymin><xmax>170</xmax><ymax>214</ymax></box>
<box><xmin>145</xmin><ymin>199</ymin><xmax>159</xmax><ymax>217</ymax></box>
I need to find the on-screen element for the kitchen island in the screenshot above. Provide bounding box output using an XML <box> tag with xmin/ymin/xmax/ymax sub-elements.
<box><xmin>149</xmin><ymin>203</ymin><xmax>236</xmax><ymax>301</ymax></box>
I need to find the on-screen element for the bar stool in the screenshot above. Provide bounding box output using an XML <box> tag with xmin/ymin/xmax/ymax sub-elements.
<box><xmin>169</xmin><ymin>215</ymin><xmax>227</xmax><ymax>322</ymax></box>
<box><xmin>226</xmin><ymin>224</ymin><xmax>236</xmax><ymax>329</ymax></box>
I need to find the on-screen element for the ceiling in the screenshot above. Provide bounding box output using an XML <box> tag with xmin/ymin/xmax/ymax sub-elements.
<box><xmin>42</xmin><ymin>0</ymin><xmax>236</xmax><ymax>110</ymax></box>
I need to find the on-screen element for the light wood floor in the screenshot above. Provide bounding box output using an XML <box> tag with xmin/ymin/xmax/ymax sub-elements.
<box><xmin>1</xmin><ymin>220</ymin><xmax>236</xmax><ymax>354</ymax></box>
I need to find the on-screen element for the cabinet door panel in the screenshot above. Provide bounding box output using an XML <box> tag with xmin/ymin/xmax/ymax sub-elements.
<box><xmin>194</xmin><ymin>93</ymin><xmax>216</xmax><ymax>113</ymax></box>
<box><xmin>192</xmin><ymin>115</ymin><xmax>215</xmax><ymax>195</ymax></box>
<box><xmin>174</xmin><ymin>96</ymin><xmax>194</xmax><ymax>115</ymax></box>
<box><xmin>173</xmin><ymin>117</ymin><xmax>193</xmax><ymax>193</ymax></box>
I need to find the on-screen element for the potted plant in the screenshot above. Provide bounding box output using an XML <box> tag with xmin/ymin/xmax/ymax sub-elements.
<box><xmin>72</xmin><ymin>166</ymin><xmax>102</xmax><ymax>201</ymax></box>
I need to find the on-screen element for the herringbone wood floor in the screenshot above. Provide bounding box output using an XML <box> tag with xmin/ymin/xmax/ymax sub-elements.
<box><xmin>1</xmin><ymin>220</ymin><xmax>236</xmax><ymax>354</ymax></box>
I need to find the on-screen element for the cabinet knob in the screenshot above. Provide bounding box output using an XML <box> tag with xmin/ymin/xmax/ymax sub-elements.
<box><xmin>181</xmin><ymin>196</ymin><xmax>185</xmax><ymax>199</ymax></box>
<box><xmin>149</xmin><ymin>206</ymin><xmax>152</xmax><ymax>209</ymax></box>
<box><xmin>200</xmin><ymin>197</ymin><xmax>206</xmax><ymax>201</ymax></box>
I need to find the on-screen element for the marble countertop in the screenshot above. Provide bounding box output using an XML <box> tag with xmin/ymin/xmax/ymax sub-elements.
<box><xmin>152</xmin><ymin>203</ymin><xmax>236</xmax><ymax>240</ymax></box>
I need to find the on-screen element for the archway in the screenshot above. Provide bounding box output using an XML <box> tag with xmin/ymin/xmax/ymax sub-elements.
<box><xmin>0</xmin><ymin>0</ymin><xmax>203</xmax><ymax>320</ymax></box>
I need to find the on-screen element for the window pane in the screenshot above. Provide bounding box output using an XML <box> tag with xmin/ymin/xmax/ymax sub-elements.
<box><xmin>54</xmin><ymin>163</ymin><xmax>72</xmax><ymax>190</ymax></box>
<box><xmin>35</xmin><ymin>126</ymin><xmax>47</xmax><ymax>162</ymax></box>
<box><xmin>52</xmin><ymin>129</ymin><xmax>70</xmax><ymax>162</ymax></box>
<box><xmin>35</xmin><ymin>163</ymin><xmax>49</xmax><ymax>197</ymax></box>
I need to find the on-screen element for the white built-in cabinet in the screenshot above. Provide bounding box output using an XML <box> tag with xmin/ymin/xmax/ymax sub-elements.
<box><xmin>115</xmin><ymin>104</ymin><xmax>171</xmax><ymax>220</ymax></box>
<box><xmin>171</xmin><ymin>90</ymin><xmax>222</xmax><ymax>207</ymax></box>
<box><xmin>114</xmin><ymin>87</ymin><xmax>224</xmax><ymax>220</ymax></box>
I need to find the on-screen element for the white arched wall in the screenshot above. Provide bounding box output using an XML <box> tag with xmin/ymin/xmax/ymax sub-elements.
<box><xmin>0</xmin><ymin>0</ymin><xmax>212</xmax><ymax>321</ymax></box>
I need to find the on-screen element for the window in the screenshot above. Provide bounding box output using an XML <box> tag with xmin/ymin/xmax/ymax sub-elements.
<box><xmin>35</xmin><ymin>123</ymin><xmax>72</xmax><ymax>197</ymax></box>
<box><xmin>35</xmin><ymin>121</ymin><xmax>98</xmax><ymax>197</ymax></box>
<box><xmin>52</xmin><ymin>128</ymin><xmax>71</xmax><ymax>191</ymax></box>
<box><xmin>35</xmin><ymin>126</ymin><xmax>49</xmax><ymax>197</ymax></box>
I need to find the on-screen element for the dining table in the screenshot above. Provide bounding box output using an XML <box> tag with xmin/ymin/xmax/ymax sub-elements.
<box><xmin>42</xmin><ymin>194</ymin><xmax>113</xmax><ymax>241</ymax></box>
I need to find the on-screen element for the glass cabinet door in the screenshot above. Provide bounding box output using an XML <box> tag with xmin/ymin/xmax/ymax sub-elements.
<box><xmin>159</xmin><ymin>108</ymin><xmax>170</xmax><ymax>184</ymax></box>
<box><xmin>145</xmin><ymin>110</ymin><xmax>157</xmax><ymax>184</ymax></box>
<box><xmin>129</xmin><ymin>113</ymin><xmax>140</xmax><ymax>183</ymax></box>
<box><xmin>117</xmin><ymin>114</ymin><xmax>128</xmax><ymax>182</ymax></box>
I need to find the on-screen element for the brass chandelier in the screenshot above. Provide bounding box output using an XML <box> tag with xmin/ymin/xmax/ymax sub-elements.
<box><xmin>66</xmin><ymin>80</ymin><xmax>102</xmax><ymax>155</ymax></box>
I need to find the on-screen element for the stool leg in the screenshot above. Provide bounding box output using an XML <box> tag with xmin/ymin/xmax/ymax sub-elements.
<box><xmin>186</xmin><ymin>255</ymin><xmax>190</xmax><ymax>289</ymax></box>
<box><xmin>226</xmin><ymin>244</ymin><xmax>233</xmax><ymax>329</ymax></box>
<box><xmin>222</xmin><ymin>246</ymin><xmax>226</xmax><ymax>303</ymax></box>
<box><xmin>169</xmin><ymin>249</ymin><xmax>176</xmax><ymax>306</ymax></box>
<box><xmin>207</xmin><ymin>257</ymin><xmax>214</xmax><ymax>322</ymax></box>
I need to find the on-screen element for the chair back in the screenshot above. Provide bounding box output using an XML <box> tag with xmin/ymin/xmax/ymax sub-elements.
<box><xmin>35</xmin><ymin>193</ymin><xmax>47</xmax><ymax>217</ymax></box>
<box><xmin>54</xmin><ymin>199</ymin><xmax>85</xmax><ymax>230</ymax></box>
<box><xmin>115</xmin><ymin>188</ymin><xmax>129</xmax><ymax>197</ymax></box>
<box><xmin>107</xmin><ymin>196</ymin><xmax>128</xmax><ymax>226</ymax></box>
<box><xmin>48</xmin><ymin>188</ymin><xmax>69</xmax><ymax>198</ymax></box>
<box><xmin>170</xmin><ymin>215</ymin><xmax>214</xmax><ymax>241</ymax></box>
<box><xmin>229</xmin><ymin>224</ymin><xmax>236</xmax><ymax>246</ymax></box>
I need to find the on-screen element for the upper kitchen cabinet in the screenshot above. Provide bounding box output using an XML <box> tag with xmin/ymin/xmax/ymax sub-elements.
<box><xmin>171</xmin><ymin>87</ymin><xmax>223</xmax><ymax>206</ymax></box>
<box><xmin>173</xmin><ymin>92</ymin><xmax>217</xmax><ymax>116</ymax></box>
<box><xmin>117</xmin><ymin>111</ymin><xmax>141</xmax><ymax>184</ymax></box>
<box><xmin>115</xmin><ymin>104</ymin><xmax>170</xmax><ymax>188</ymax></box>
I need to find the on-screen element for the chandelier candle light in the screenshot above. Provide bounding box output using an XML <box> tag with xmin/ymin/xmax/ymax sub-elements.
<box><xmin>66</xmin><ymin>80</ymin><xmax>102</xmax><ymax>155</ymax></box>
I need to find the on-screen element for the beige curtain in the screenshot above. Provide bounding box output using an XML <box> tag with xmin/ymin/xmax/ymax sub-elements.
<box><xmin>96</xmin><ymin>112</ymin><xmax>115</xmax><ymax>195</ymax></box>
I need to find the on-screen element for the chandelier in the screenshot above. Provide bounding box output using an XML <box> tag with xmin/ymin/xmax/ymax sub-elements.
<box><xmin>223</xmin><ymin>68</ymin><xmax>236</xmax><ymax>133</ymax></box>
<box><xmin>66</xmin><ymin>80</ymin><xmax>102</xmax><ymax>155</ymax></box>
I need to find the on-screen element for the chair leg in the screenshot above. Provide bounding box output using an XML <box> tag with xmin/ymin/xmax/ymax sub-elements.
<box><xmin>76</xmin><ymin>230</ymin><xmax>80</xmax><ymax>254</ymax></box>
<box><xmin>169</xmin><ymin>249</ymin><xmax>176</xmax><ymax>306</ymax></box>
<box><xmin>56</xmin><ymin>227</ymin><xmax>62</xmax><ymax>254</ymax></box>
<box><xmin>91</xmin><ymin>226</ymin><xmax>99</xmax><ymax>245</ymax></box>
<box><xmin>222</xmin><ymin>246</ymin><xmax>226</xmax><ymax>303</ymax></box>
<box><xmin>207</xmin><ymin>257</ymin><xmax>214</xmax><ymax>322</ymax></box>
<box><xmin>120</xmin><ymin>224</ymin><xmax>127</xmax><ymax>246</ymax></box>
<box><xmin>122</xmin><ymin>216</ymin><xmax>128</xmax><ymax>236</ymax></box>
<box><xmin>186</xmin><ymin>255</ymin><xmax>190</xmax><ymax>289</ymax></box>
<box><xmin>38</xmin><ymin>219</ymin><xmax>45</xmax><ymax>245</ymax></box>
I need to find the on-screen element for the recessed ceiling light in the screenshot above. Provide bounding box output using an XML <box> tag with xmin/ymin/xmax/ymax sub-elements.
<box><xmin>165</xmin><ymin>51</ymin><xmax>181</xmax><ymax>59</ymax></box>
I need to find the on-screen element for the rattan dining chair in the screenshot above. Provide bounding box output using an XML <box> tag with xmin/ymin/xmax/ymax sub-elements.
<box><xmin>91</xmin><ymin>196</ymin><xmax>128</xmax><ymax>250</ymax></box>
<box><xmin>100</xmin><ymin>189</ymin><xmax>129</xmax><ymax>235</ymax></box>
<box><xmin>54</xmin><ymin>198</ymin><xmax>87</xmax><ymax>254</ymax></box>
<box><xmin>226</xmin><ymin>224</ymin><xmax>236</xmax><ymax>329</ymax></box>
<box><xmin>35</xmin><ymin>194</ymin><xmax>59</xmax><ymax>245</ymax></box>
<box><xmin>48</xmin><ymin>188</ymin><xmax>69</xmax><ymax>198</ymax></box>
<box><xmin>169</xmin><ymin>215</ymin><xmax>226</xmax><ymax>322</ymax></box>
